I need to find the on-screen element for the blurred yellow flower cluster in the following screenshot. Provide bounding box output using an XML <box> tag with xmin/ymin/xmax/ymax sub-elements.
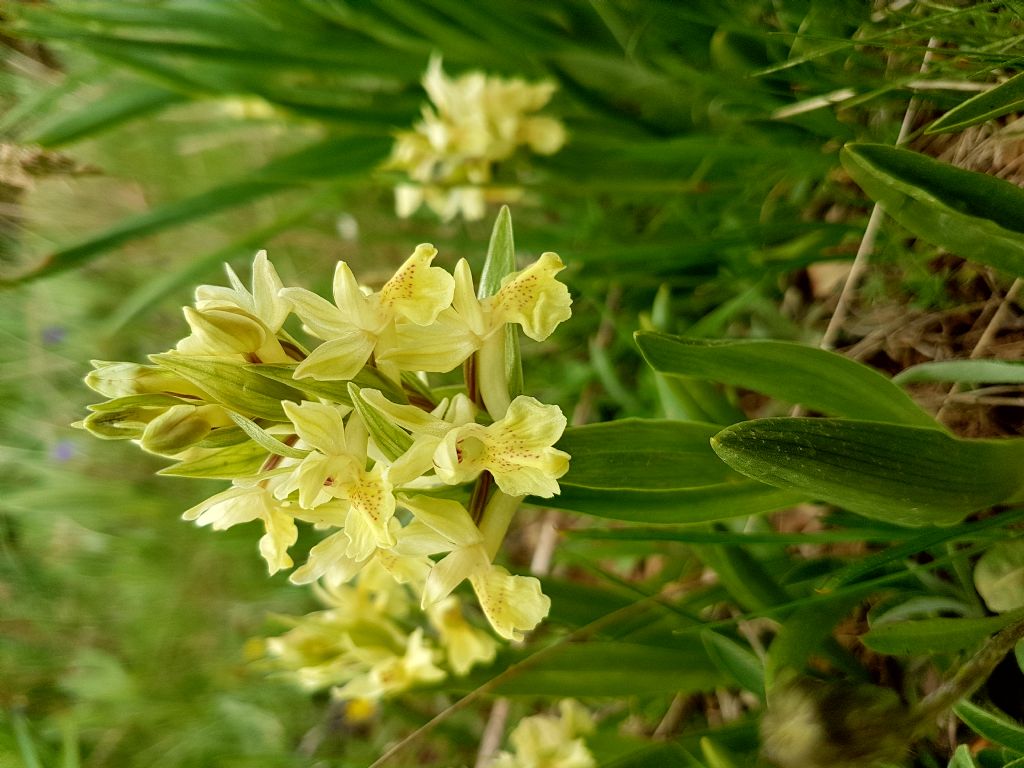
<box><xmin>78</xmin><ymin>222</ymin><xmax>572</xmax><ymax>699</ymax></box>
<box><xmin>263</xmin><ymin>561</ymin><xmax>496</xmax><ymax>702</ymax></box>
<box><xmin>387</xmin><ymin>56</ymin><xmax>566</xmax><ymax>221</ymax></box>
<box><xmin>489</xmin><ymin>700</ymin><xmax>596</xmax><ymax>768</ymax></box>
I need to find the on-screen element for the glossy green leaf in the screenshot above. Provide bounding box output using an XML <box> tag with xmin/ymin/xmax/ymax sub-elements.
<box><xmin>479</xmin><ymin>205</ymin><xmax>516</xmax><ymax>299</ymax></box>
<box><xmin>712</xmin><ymin>418</ymin><xmax>1024</xmax><ymax>526</ymax></box>
<box><xmin>841</xmin><ymin>143</ymin><xmax>1024</xmax><ymax>276</ymax></box>
<box><xmin>636</xmin><ymin>333</ymin><xmax>935</xmax><ymax>428</ymax></box>
<box><xmin>954</xmin><ymin>701</ymin><xmax>1024</xmax><ymax>755</ymax></box>
<box><xmin>928</xmin><ymin>73</ymin><xmax>1024</xmax><ymax>134</ymax></box>
<box><xmin>894</xmin><ymin>359</ymin><xmax>1024</xmax><ymax>386</ymax></box>
<box><xmin>862</xmin><ymin>610</ymin><xmax>1024</xmax><ymax>655</ymax></box>
<box><xmin>539</xmin><ymin>419</ymin><xmax>808</xmax><ymax>523</ymax></box>
<box><xmin>150</xmin><ymin>354</ymin><xmax>302</xmax><ymax>421</ymax></box>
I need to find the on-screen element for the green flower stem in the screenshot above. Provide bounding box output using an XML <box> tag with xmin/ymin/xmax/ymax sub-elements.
<box><xmin>913</xmin><ymin>612</ymin><xmax>1024</xmax><ymax>733</ymax></box>
<box><xmin>477</xmin><ymin>331</ymin><xmax>512</xmax><ymax>420</ymax></box>
<box><xmin>478</xmin><ymin>490</ymin><xmax>523</xmax><ymax>561</ymax></box>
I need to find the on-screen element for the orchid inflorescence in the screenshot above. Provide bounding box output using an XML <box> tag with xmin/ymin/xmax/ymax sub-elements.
<box><xmin>78</xmin><ymin>210</ymin><xmax>572</xmax><ymax>701</ymax></box>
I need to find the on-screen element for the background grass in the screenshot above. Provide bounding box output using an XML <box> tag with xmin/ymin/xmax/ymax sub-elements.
<box><xmin>4</xmin><ymin>2</ymin><xmax>1024</xmax><ymax>766</ymax></box>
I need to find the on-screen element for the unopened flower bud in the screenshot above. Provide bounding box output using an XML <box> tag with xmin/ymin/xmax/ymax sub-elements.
<box><xmin>180</xmin><ymin>306</ymin><xmax>268</xmax><ymax>356</ymax></box>
<box><xmin>140</xmin><ymin>404</ymin><xmax>214</xmax><ymax>455</ymax></box>
<box><xmin>85</xmin><ymin>361</ymin><xmax>205</xmax><ymax>399</ymax></box>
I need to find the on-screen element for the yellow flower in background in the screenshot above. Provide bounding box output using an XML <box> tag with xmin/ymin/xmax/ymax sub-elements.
<box><xmin>490</xmin><ymin>700</ymin><xmax>597</xmax><ymax>768</ymax></box>
<box><xmin>387</xmin><ymin>56</ymin><xmax>566</xmax><ymax>222</ymax></box>
<box><xmin>426</xmin><ymin>597</ymin><xmax>498</xmax><ymax>676</ymax></box>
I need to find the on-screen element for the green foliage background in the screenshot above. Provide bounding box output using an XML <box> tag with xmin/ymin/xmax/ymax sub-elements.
<box><xmin>5</xmin><ymin>2</ymin><xmax>1024</xmax><ymax>767</ymax></box>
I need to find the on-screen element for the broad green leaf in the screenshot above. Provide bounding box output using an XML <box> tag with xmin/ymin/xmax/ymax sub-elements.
<box><xmin>894</xmin><ymin>359</ymin><xmax>1024</xmax><ymax>386</ymax></box>
<box><xmin>635</xmin><ymin>333</ymin><xmax>935</xmax><ymax>428</ymax></box>
<box><xmin>157</xmin><ymin>440</ymin><xmax>268</xmax><ymax>480</ymax></box>
<box><xmin>225</xmin><ymin>412</ymin><xmax>307</xmax><ymax>460</ymax></box>
<box><xmin>557</xmin><ymin>420</ymin><xmax>740</xmax><ymax>488</ymax></box>
<box><xmin>543</xmin><ymin>481</ymin><xmax>807</xmax><ymax>523</ymax></box>
<box><xmin>347</xmin><ymin>383</ymin><xmax>413</xmax><ymax>462</ymax></box>
<box><xmin>150</xmin><ymin>354</ymin><xmax>302</xmax><ymax>421</ymax></box>
<box><xmin>948</xmin><ymin>744</ymin><xmax>981</xmax><ymax>768</ymax></box>
<box><xmin>841</xmin><ymin>143</ymin><xmax>1024</xmax><ymax>277</ymax></box>
<box><xmin>974</xmin><ymin>541</ymin><xmax>1024</xmax><ymax>613</ymax></box>
<box><xmin>861</xmin><ymin>610</ymin><xmax>1024</xmax><ymax>655</ymax></box>
<box><xmin>701</xmin><ymin>631</ymin><xmax>765</xmax><ymax>700</ymax></box>
<box><xmin>712</xmin><ymin>418</ymin><xmax>1024</xmax><ymax>526</ymax></box>
<box><xmin>954</xmin><ymin>701</ymin><xmax>1024</xmax><ymax>755</ymax></box>
<box><xmin>465</xmin><ymin>641</ymin><xmax>727</xmax><ymax>697</ymax></box>
<box><xmin>539</xmin><ymin>419</ymin><xmax>807</xmax><ymax>523</ymax></box>
<box><xmin>928</xmin><ymin>73</ymin><xmax>1024</xmax><ymax>134</ymax></box>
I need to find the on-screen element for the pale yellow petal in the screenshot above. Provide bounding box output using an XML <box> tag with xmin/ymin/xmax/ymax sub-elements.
<box><xmin>293</xmin><ymin>333</ymin><xmax>375</xmax><ymax>381</ymax></box>
<box><xmin>490</xmin><ymin>252</ymin><xmax>572</xmax><ymax>341</ymax></box>
<box><xmin>423</xmin><ymin>545</ymin><xmax>490</xmax><ymax>608</ymax></box>
<box><xmin>470</xmin><ymin>565</ymin><xmax>550</xmax><ymax>642</ymax></box>
<box><xmin>379</xmin><ymin>244</ymin><xmax>455</xmax><ymax>326</ymax></box>
<box><xmin>278</xmin><ymin>286</ymin><xmax>351</xmax><ymax>339</ymax></box>
<box><xmin>251</xmin><ymin>250</ymin><xmax>289</xmax><ymax>331</ymax></box>
<box><xmin>282</xmin><ymin>400</ymin><xmax>349</xmax><ymax>456</ymax></box>
<box><xmin>259</xmin><ymin>507</ymin><xmax>298</xmax><ymax>574</ymax></box>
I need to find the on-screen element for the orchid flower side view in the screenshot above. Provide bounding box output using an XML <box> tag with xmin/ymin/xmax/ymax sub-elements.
<box><xmin>76</xmin><ymin>209</ymin><xmax>572</xmax><ymax>702</ymax></box>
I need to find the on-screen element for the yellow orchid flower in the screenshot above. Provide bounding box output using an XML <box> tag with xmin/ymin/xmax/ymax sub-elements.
<box><xmin>401</xmin><ymin>495</ymin><xmax>550</xmax><ymax>641</ymax></box>
<box><xmin>435</xmin><ymin>395</ymin><xmax>570</xmax><ymax>498</ymax></box>
<box><xmin>183</xmin><ymin>480</ymin><xmax>297</xmax><ymax>575</ymax></box>
<box><xmin>279</xmin><ymin>244</ymin><xmax>454</xmax><ymax>380</ymax></box>
<box><xmin>426</xmin><ymin>597</ymin><xmax>498</xmax><ymax>676</ymax></box>
<box><xmin>382</xmin><ymin>253</ymin><xmax>572</xmax><ymax>380</ymax></box>
<box><xmin>277</xmin><ymin>400</ymin><xmax>396</xmax><ymax>560</ymax></box>
<box><xmin>332</xmin><ymin>628</ymin><xmax>446</xmax><ymax>702</ymax></box>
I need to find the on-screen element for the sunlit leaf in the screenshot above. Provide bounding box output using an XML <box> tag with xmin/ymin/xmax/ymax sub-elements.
<box><xmin>842</xmin><ymin>143</ymin><xmax>1024</xmax><ymax>276</ymax></box>
<box><xmin>712</xmin><ymin>418</ymin><xmax>1024</xmax><ymax>526</ymax></box>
